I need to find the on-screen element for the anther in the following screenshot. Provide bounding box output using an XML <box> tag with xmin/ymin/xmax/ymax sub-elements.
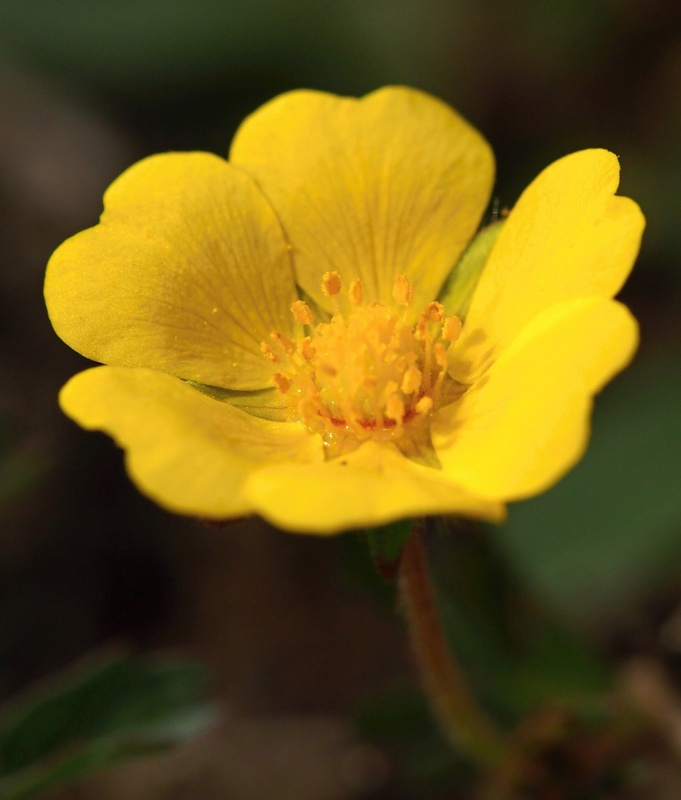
<box><xmin>291</xmin><ymin>300</ymin><xmax>314</xmax><ymax>326</ymax></box>
<box><xmin>260</xmin><ymin>342</ymin><xmax>279</xmax><ymax>362</ymax></box>
<box><xmin>443</xmin><ymin>315</ymin><xmax>462</xmax><ymax>342</ymax></box>
<box><xmin>297</xmin><ymin>397</ymin><xmax>319</xmax><ymax>425</ymax></box>
<box><xmin>321</xmin><ymin>271</ymin><xmax>342</xmax><ymax>297</ymax></box>
<box><xmin>415</xmin><ymin>396</ymin><xmax>434</xmax><ymax>415</ymax></box>
<box><xmin>349</xmin><ymin>279</ymin><xmax>363</xmax><ymax>306</ymax></box>
<box><xmin>426</xmin><ymin>302</ymin><xmax>445</xmax><ymax>323</ymax></box>
<box><xmin>385</xmin><ymin>393</ymin><xmax>405</xmax><ymax>424</ymax></box>
<box><xmin>300</xmin><ymin>337</ymin><xmax>315</xmax><ymax>360</ymax></box>
<box><xmin>269</xmin><ymin>331</ymin><xmax>296</xmax><ymax>355</ymax></box>
<box><xmin>401</xmin><ymin>365</ymin><xmax>422</xmax><ymax>395</ymax></box>
<box><xmin>393</xmin><ymin>273</ymin><xmax>413</xmax><ymax>306</ymax></box>
<box><xmin>273</xmin><ymin>373</ymin><xmax>290</xmax><ymax>394</ymax></box>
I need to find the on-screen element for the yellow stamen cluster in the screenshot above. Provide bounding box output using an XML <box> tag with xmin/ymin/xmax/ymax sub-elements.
<box><xmin>261</xmin><ymin>273</ymin><xmax>462</xmax><ymax>442</ymax></box>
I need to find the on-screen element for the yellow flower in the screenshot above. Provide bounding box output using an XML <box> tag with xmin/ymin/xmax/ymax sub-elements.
<box><xmin>44</xmin><ymin>88</ymin><xmax>644</xmax><ymax>534</ymax></box>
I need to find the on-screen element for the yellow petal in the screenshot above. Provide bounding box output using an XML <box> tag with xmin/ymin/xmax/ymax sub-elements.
<box><xmin>45</xmin><ymin>153</ymin><xmax>297</xmax><ymax>390</ymax></box>
<box><xmin>60</xmin><ymin>366</ymin><xmax>323</xmax><ymax>519</ymax></box>
<box><xmin>245</xmin><ymin>440</ymin><xmax>504</xmax><ymax>534</ymax></box>
<box><xmin>449</xmin><ymin>149</ymin><xmax>645</xmax><ymax>381</ymax></box>
<box><xmin>433</xmin><ymin>297</ymin><xmax>638</xmax><ymax>500</ymax></box>
<box><xmin>230</xmin><ymin>87</ymin><xmax>494</xmax><ymax>318</ymax></box>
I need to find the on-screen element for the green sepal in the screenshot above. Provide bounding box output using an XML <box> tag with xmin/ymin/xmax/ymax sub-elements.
<box><xmin>439</xmin><ymin>220</ymin><xmax>504</xmax><ymax>319</ymax></box>
<box><xmin>185</xmin><ymin>381</ymin><xmax>288</xmax><ymax>421</ymax></box>
<box><xmin>366</xmin><ymin>518</ymin><xmax>414</xmax><ymax>580</ymax></box>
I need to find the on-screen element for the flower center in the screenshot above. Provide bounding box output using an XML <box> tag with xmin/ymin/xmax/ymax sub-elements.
<box><xmin>261</xmin><ymin>272</ymin><xmax>461</xmax><ymax>445</ymax></box>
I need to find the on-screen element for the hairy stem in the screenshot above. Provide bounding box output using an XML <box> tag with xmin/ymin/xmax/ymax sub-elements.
<box><xmin>398</xmin><ymin>524</ymin><xmax>506</xmax><ymax>766</ymax></box>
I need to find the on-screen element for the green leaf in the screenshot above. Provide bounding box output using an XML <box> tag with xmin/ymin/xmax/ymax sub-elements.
<box><xmin>493</xmin><ymin>351</ymin><xmax>681</xmax><ymax>621</ymax></box>
<box><xmin>0</xmin><ymin>652</ymin><xmax>216</xmax><ymax>799</ymax></box>
<box><xmin>439</xmin><ymin>220</ymin><xmax>504</xmax><ymax>319</ymax></box>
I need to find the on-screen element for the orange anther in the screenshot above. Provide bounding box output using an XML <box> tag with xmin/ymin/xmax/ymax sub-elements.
<box><xmin>300</xmin><ymin>337</ymin><xmax>315</xmax><ymax>360</ymax></box>
<box><xmin>321</xmin><ymin>271</ymin><xmax>342</xmax><ymax>297</ymax></box>
<box><xmin>393</xmin><ymin>273</ymin><xmax>413</xmax><ymax>306</ymax></box>
<box><xmin>291</xmin><ymin>300</ymin><xmax>314</xmax><ymax>326</ymax></box>
<box><xmin>319</xmin><ymin>362</ymin><xmax>338</xmax><ymax>377</ymax></box>
<box><xmin>415</xmin><ymin>396</ymin><xmax>434</xmax><ymax>415</ymax></box>
<box><xmin>385</xmin><ymin>393</ymin><xmax>405</xmax><ymax>423</ymax></box>
<box><xmin>426</xmin><ymin>301</ymin><xmax>444</xmax><ymax>323</ymax></box>
<box><xmin>443</xmin><ymin>315</ymin><xmax>462</xmax><ymax>342</ymax></box>
<box><xmin>270</xmin><ymin>331</ymin><xmax>296</xmax><ymax>354</ymax></box>
<box><xmin>401</xmin><ymin>365</ymin><xmax>422</xmax><ymax>395</ymax></box>
<box><xmin>349</xmin><ymin>279</ymin><xmax>363</xmax><ymax>306</ymax></box>
<box><xmin>297</xmin><ymin>397</ymin><xmax>318</xmax><ymax>424</ymax></box>
<box><xmin>260</xmin><ymin>342</ymin><xmax>279</xmax><ymax>362</ymax></box>
<box><xmin>273</xmin><ymin>373</ymin><xmax>290</xmax><ymax>394</ymax></box>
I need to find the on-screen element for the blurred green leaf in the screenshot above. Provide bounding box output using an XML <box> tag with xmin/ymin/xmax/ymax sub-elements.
<box><xmin>489</xmin><ymin>619</ymin><xmax>609</xmax><ymax>717</ymax></box>
<box><xmin>355</xmin><ymin>684</ymin><xmax>474</xmax><ymax>791</ymax></box>
<box><xmin>429</xmin><ymin>521</ymin><xmax>608</xmax><ymax>723</ymax></box>
<box><xmin>623</xmin><ymin>148</ymin><xmax>681</xmax><ymax>275</ymax></box>
<box><xmin>493</xmin><ymin>352</ymin><xmax>681</xmax><ymax>621</ymax></box>
<box><xmin>0</xmin><ymin>652</ymin><xmax>215</xmax><ymax>799</ymax></box>
<box><xmin>0</xmin><ymin>0</ymin><xmax>362</xmax><ymax>104</ymax></box>
<box><xmin>0</xmin><ymin>2</ymin><xmax>303</xmax><ymax>90</ymax></box>
<box><xmin>0</xmin><ymin>444</ymin><xmax>48</xmax><ymax>510</ymax></box>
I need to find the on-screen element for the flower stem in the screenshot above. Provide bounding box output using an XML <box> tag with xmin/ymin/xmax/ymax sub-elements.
<box><xmin>398</xmin><ymin>524</ymin><xmax>506</xmax><ymax>767</ymax></box>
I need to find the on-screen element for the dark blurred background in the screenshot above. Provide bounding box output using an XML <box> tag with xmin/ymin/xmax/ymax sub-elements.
<box><xmin>1</xmin><ymin>1</ymin><xmax>681</xmax><ymax>797</ymax></box>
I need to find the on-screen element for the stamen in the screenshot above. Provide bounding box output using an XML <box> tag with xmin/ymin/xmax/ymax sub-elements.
<box><xmin>273</xmin><ymin>373</ymin><xmax>290</xmax><ymax>393</ymax></box>
<box><xmin>262</xmin><ymin>271</ymin><xmax>461</xmax><ymax>443</ymax></box>
<box><xmin>291</xmin><ymin>300</ymin><xmax>314</xmax><ymax>326</ymax></box>
<box><xmin>260</xmin><ymin>342</ymin><xmax>279</xmax><ymax>363</ymax></box>
<box><xmin>349</xmin><ymin>279</ymin><xmax>363</xmax><ymax>306</ymax></box>
<box><xmin>401</xmin><ymin>365</ymin><xmax>422</xmax><ymax>395</ymax></box>
<box><xmin>300</xmin><ymin>337</ymin><xmax>315</xmax><ymax>360</ymax></box>
<box><xmin>297</xmin><ymin>397</ymin><xmax>319</xmax><ymax>425</ymax></box>
<box><xmin>321</xmin><ymin>271</ymin><xmax>342</xmax><ymax>297</ymax></box>
<box><xmin>269</xmin><ymin>331</ymin><xmax>296</xmax><ymax>355</ymax></box>
<box><xmin>393</xmin><ymin>273</ymin><xmax>413</xmax><ymax>306</ymax></box>
<box><xmin>443</xmin><ymin>315</ymin><xmax>462</xmax><ymax>342</ymax></box>
<box><xmin>415</xmin><ymin>396</ymin><xmax>433</xmax><ymax>415</ymax></box>
<box><xmin>426</xmin><ymin>301</ymin><xmax>444</xmax><ymax>323</ymax></box>
<box><xmin>319</xmin><ymin>362</ymin><xmax>338</xmax><ymax>377</ymax></box>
